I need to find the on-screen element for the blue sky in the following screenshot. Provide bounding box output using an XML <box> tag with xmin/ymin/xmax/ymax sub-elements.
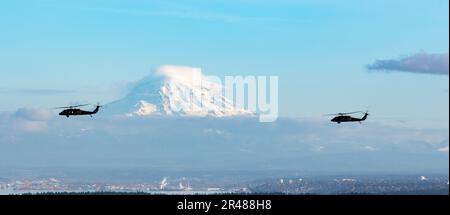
<box><xmin>0</xmin><ymin>0</ymin><xmax>448</xmax><ymax>128</ymax></box>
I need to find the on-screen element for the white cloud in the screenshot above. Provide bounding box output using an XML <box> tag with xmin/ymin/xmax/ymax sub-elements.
<box><xmin>203</xmin><ymin>128</ymin><xmax>231</xmax><ymax>137</ymax></box>
<box><xmin>14</xmin><ymin>120</ymin><xmax>48</xmax><ymax>133</ymax></box>
<box><xmin>0</xmin><ymin>115</ymin><xmax>448</xmax><ymax>171</ymax></box>
<box><xmin>367</xmin><ymin>53</ymin><xmax>449</xmax><ymax>75</ymax></box>
<box><xmin>0</xmin><ymin>88</ymin><xmax>75</xmax><ymax>95</ymax></box>
<box><xmin>438</xmin><ymin>146</ymin><xmax>449</xmax><ymax>152</ymax></box>
<box><xmin>11</xmin><ymin>107</ymin><xmax>53</xmax><ymax>133</ymax></box>
<box><xmin>13</xmin><ymin>107</ymin><xmax>53</xmax><ymax>121</ymax></box>
<box><xmin>85</xmin><ymin>7</ymin><xmax>302</xmax><ymax>25</ymax></box>
<box><xmin>155</xmin><ymin>65</ymin><xmax>204</xmax><ymax>85</ymax></box>
<box><xmin>361</xmin><ymin>146</ymin><xmax>376</xmax><ymax>151</ymax></box>
<box><xmin>313</xmin><ymin>145</ymin><xmax>325</xmax><ymax>152</ymax></box>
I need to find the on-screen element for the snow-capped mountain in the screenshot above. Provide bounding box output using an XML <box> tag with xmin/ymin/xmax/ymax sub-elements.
<box><xmin>104</xmin><ymin>65</ymin><xmax>252</xmax><ymax>117</ymax></box>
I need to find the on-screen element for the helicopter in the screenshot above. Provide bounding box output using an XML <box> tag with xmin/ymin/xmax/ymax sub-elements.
<box><xmin>326</xmin><ymin>111</ymin><xmax>369</xmax><ymax>124</ymax></box>
<box><xmin>54</xmin><ymin>103</ymin><xmax>101</xmax><ymax>118</ymax></box>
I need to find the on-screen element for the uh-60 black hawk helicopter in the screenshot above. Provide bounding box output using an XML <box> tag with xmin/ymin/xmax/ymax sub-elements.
<box><xmin>55</xmin><ymin>103</ymin><xmax>101</xmax><ymax>118</ymax></box>
<box><xmin>326</xmin><ymin>111</ymin><xmax>369</xmax><ymax>124</ymax></box>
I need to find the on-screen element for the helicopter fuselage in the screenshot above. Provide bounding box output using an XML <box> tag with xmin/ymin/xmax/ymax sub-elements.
<box><xmin>59</xmin><ymin>106</ymin><xmax>100</xmax><ymax>117</ymax></box>
<box><xmin>331</xmin><ymin>113</ymin><xmax>368</xmax><ymax>124</ymax></box>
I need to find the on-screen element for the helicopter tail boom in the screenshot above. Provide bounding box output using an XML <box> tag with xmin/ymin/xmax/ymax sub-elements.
<box><xmin>92</xmin><ymin>105</ymin><xmax>100</xmax><ymax>114</ymax></box>
<box><xmin>361</xmin><ymin>112</ymin><xmax>369</xmax><ymax>121</ymax></box>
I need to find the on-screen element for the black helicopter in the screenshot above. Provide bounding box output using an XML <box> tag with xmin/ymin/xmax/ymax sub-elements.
<box><xmin>326</xmin><ymin>111</ymin><xmax>369</xmax><ymax>124</ymax></box>
<box><xmin>55</xmin><ymin>104</ymin><xmax>101</xmax><ymax>117</ymax></box>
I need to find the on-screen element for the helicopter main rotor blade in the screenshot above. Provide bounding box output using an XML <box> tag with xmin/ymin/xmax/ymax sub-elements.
<box><xmin>53</xmin><ymin>104</ymin><xmax>90</xmax><ymax>109</ymax></box>
<box><xmin>324</xmin><ymin>113</ymin><xmax>339</xmax><ymax>116</ymax></box>
<box><xmin>324</xmin><ymin>111</ymin><xmax>363</xmax><ymax>116</ymax></box>
<box><xmin>340</xmin><ymin>111</ymin><xmax>363</xmax><ymax>115</ymax></box>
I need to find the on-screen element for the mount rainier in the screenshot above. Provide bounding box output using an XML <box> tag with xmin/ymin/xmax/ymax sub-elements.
<box><xmin>104</xmin><ymin>65</ymin><xmax>252</xmax><ymax>117</ymax></box>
